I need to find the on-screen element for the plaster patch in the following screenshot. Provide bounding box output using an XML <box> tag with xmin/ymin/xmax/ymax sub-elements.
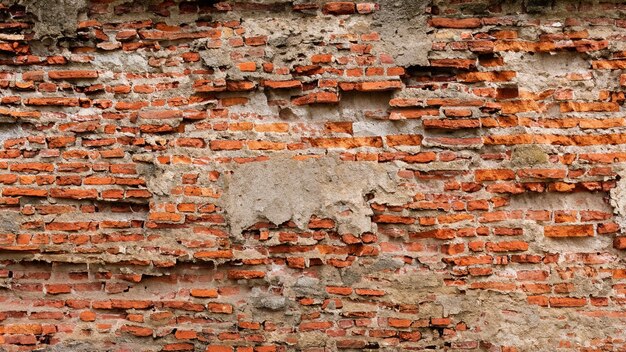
<box><xmin>222</xmin><ymin>157</ymin><xmax>410</xmax><ymax>238</ymax></box>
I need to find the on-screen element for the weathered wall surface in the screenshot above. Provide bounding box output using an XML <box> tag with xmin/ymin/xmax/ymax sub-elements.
<box><xmin>0</xmin><ymin>0</ymin><xmax>626</xmax><ymax>351</ymax></box>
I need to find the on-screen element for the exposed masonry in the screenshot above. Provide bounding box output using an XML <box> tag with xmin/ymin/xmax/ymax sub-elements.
<box><xmin>1</xmin><ymin>0</ymin><xmax>626</xmax><ymax>351</ymax></box>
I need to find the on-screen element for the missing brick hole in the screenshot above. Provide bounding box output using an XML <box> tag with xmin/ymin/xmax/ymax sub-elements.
<box><xmin>404</xmin><ymin>65</ymin><xmax>467</xmax><ymax>81</ymax></box>
<box><xmin>336</xmin><ymin>90</ymin><xmax>394</xmax><ymax>112</ymax></box>
<box><xmin>0</xmin><ymin>122</ymin><xmax>26</xmax><ymax>144</ymax></box>
<box><xmin>524</xmin><ymin>0</ymin><xmax>555</xmax><ymax>13</ymax></box>
<box><xmin>96</xmin><ymin>201</ymin><xmax>150</xmax><ymax>212</ymax></box>
<box><xmin>402</xmin><ymin>66</ymin><xmax>471</xmax><ymax>88</ymax></box>
<box><xmin>364</xmin><ymin>342</ymin><xmax>381</xmax><ymax>349</ymax></box>
<box><xmin>610</xmin><ymin>173</ymin><xmax>626</xmax><ymax>235</ymax></box>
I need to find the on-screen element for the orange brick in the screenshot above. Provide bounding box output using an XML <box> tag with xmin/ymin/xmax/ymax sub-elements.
<box><xmin>544</xmin><ymin>225</ymin><xmax>594</xmax><ymax>238</ymax></box>
<box><xmin>210</xmin><ymin>140</ymin><xmax>244</xmax><ymax>150</ymax></box>
<box><xmin>430</xmin><ymin>17</ymin><xmax>482</xmax><ymax>28</ymax></box>
<box><xmin>190</xmin><ymin>289</ymin><xmax>218</xmax><ymax>298</ymax></box>
<box><xmin>227</xmin><ymin>270</ymin><xmax>265</xmax><ymax>280</ymax></box>
<box><xmin>237</xmin><ymin>62</ymin><xmax>256</xmax><ymax>72</ymax></box>
<box><xmin>322</xmin><ymin>2</ymin><xmax>355</xmax><ymax>15</ymax></box>
<box><xmin>205</xmin><ymin>346</ymin><xmax>233</xmax><ymax>352</ymax></box>
<box><xmin>49</xmin><ymin>70</ymin><xmax>99</xmax><ymax>80</ymax></box>
<box><xmin>79</xmin><ymin>311</ymin><xmax>96</xmax><ymax>322</ymax></box>
<box><xmin>549</xmin><ymin>297</ymin><xmax>587</xmax><ymax>308</ymax></box>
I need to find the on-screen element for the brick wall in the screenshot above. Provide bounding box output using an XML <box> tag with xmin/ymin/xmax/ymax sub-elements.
<box><xmin>0</xmin><ymin>0</ymin><xmax>625</xmax><ymax>351</ymax></box>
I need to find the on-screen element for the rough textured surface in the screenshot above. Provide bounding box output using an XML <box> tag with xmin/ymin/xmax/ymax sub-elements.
<box><xmin>1</xmin><ymin>0</ymin><xmax>626</xmax><ymax>351</ymax></box>
<box><xmin>223</xmin><ymin>157</ymin><xmax>409</xmax><ymax>237</ymax></box>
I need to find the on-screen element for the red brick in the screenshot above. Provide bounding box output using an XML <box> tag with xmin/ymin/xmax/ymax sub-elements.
<box><xmin>205</xmin><ymin>346</ymin><xmax>233</xmax><ymax>352</ymax></box>
<box><xmin>475</xmin><ymin>169</ymin><xmax>516</xmax><ymax>181</ymax></box>
<box><xmin>79</xmin><ymin>311</ymin><xmax>96</xmax><ymax>322</ymax></box>
<box><xmin>3</xmin><ymin>187</ymin><xmax>48</xmax><ymax>197</ymax></box>
<box><xmin>263</xmin><ymin>80</ymin><xmax>302</xmax><ymax>89</ymax></box>
<box><xmin>292</xmin><ymin>92</ymin><xmax>339</xmax><ymax>105</ymax></box>
<box><xmin>208</xmin><ymin>303</ymin><xmax>233</xmax><ymax>314</ymax></box>
<box><xmin>26</xmin><ymin>97</ymin><xmax>80</xmax><ymax>106</ymax></box>
<box><xmin>163</xmin><ymin>343</ymin><xmax>195</xmax><ymax>351</ymax></box>
<box><xmin>311</xmin><ymin>54</ymin><xmax>333</xmax><ymax>64</ymax></box>
<box><xmin>5</xmin><ymin>324</ymin><xmax>43</xmax><ymax>334</ymax></box>
<box><xmin>386</xmin><ymin>134</ymin><xmax>422</xmax><ymax>147</ymax></box>
<box><xmin>194</xmin><ymin>250</ymin><xmax>233</xmax><ymax>259</ymax></box>
<box><xmin>48</xmin><ymin>70</ymin><xmax>99</xmax><ymax>80</ymax></box>
<box><xmin>430</xmin><ymin>17</ymin><xmax>482</xmax><ymax>28</ymax></box>
<box><xmin>517</xmin><ymin>169</ymin><xmax>566</xmax><ymax>179</ymax></box>
<box><xmin>549</xmin><ymin>297</ymin><xmax>587</xmax><ymax>308</ymax></box>
<box><xmin>10</xmin><ymin>162</ymin><xmax>54</xmax><ymax>173</ymax></box>
<box><xmin>227</xmin><ymin>270</ymin><xmax>265</xmax><ymax>280</ymax></box>
<box><xmin>299</xmin><ymin>321</ymin><xmax>333</xmax><ymax>331</ymax></box>
<box><xmin>356</xmin><ymin>80</ymin><xmax>402</xmax><ymax>91</ymax></box>
<box><xmin>372</xmin><ymin>214</ymin><xmax>415</xmax><ymax>224</ymax></box>
<box><xmin>190</xmin><ymin>288</ymin><xmax>218</xmax><ymax>298</ymax></box>
<box><xmin>614</xmin><ymin>237</ymin><xmax>626</xmax><ymax>249</ymax></box>
<box><xmin>49</xmin><ymin>188</ymin><xmax>97</xmax><ymax>199</ymax></box>
<box><xmin>148</xmin><ymin>212</ymin><xmax>183</xmax><ymax>223</ymax></box>
<box><xmin>544</xmin><ymin>225</ymin><xmax>594</xmax><ymax>238</ymax></box>
<box><xmin>210</xmin><ymin>140</ymin><xmax>244</xmax><ymax>150</ymax></box>
<box><xmin>326</xmin><ymin>286</ymin><xmax>352</xmax><ymax>295</ymax></box>
<box><xmin>310</xmin><ymin>136</ymin><xmax>382</xmax><ymax>149</ymax></box>
<box><xmin>120</xmin><ymin>325</ymin><xmax>153</xmax><ymax>337</ymax></box>
<box><xmin>237</xmin><ymin>62</ymin><xmax>256</xmax><ymax>72</ymax></box>
<box><xmin>322</xmin><ymin>2</ymin><xmax>356</xmax><ymax>15</ymax></box>
<box><xmin>485</xmin><ymin>241</ymin><xmax>529</xmax><ymax>252</ymax></box>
